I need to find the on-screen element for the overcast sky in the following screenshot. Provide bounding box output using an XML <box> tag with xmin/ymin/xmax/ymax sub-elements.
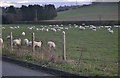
<box><xmin>0</xmin><ymin>0</ymin><xmax>119</xmax><ymax>7</ymax></box>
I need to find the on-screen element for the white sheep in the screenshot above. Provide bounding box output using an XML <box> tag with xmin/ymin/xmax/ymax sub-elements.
<box><xmin>6</xmin><ymin>35</ymin><xmax>11</xmax><ymax>39</ymax></box>
<box><xmin>0</xmin><ymin>38</ymin><xmax>4</xmax><ymax>48</ymax></box>
<box><xmin>65</xmin><ymin>28</ymin><xmax>69</xmax><ymax>30</ymax></box>
<box><xmin>47</xmin><ymin>41</ymin><xmax>56</xmax><ymax>50</ymax></box>
<box><xmin>23</xmin><ymin>38</ymin><xmax>29</xmax><ymax>46</ymax></box>
<box><xmin>79</xmin><ymin>26</ymin><xmax>85</xmax><ymax>30</ymax></box>
<box><xmin>108</xmin><ymin>28</ymin><xmax>114</xmax><ymax>34</ymax></box>
<box><xmin>34</xmin><ymin>41</ymin><xmax>42</xmax><ymax>48</ymax></box>
<box><xmin>28</xmin><ymin>41</ymin><xmax>42</xmax><ymax>48</ymax></box>
<box><xmin>109</xmin><ymin>30</ymin><xmax>114</xmax><ymax>34</ymax></box>
<box><xmin>92</xmin><ymin>28</ymin><xmax>96</xmax><ymax>31</ymax></box>
<box><xmin>51</xmin><ymin>28</ymin><xmax>56</xmax><ymax>32</ymax></box>
<box><xmin>45</xmin><ymin>29</ymin><xmax>49</xmax><ymax>32</ymax></box>
<box><xmin>13</xmin><ymin>38</ymin><xmax>21</xmax><ymax>49</ymax></box>
<box><xmin>22</xmin><ymin>32</ymin><xmax>25</xmax><ymax>35</ymax></box>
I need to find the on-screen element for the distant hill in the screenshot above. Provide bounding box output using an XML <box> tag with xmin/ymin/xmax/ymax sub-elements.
<box><xmin>55</xmin><ymin>2</ymin><xmax>118</xmax><ymax>21</ymax></box>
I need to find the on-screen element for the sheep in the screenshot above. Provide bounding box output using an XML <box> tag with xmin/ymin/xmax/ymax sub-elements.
<box><xmin>57</xmin><ymin>29</ymin><xmax>61</xmax><ymax>31</ymax></box>
<box><xmin>90</xmin><ymin>25</ymin><xmax>96</xmax><ymax>31</ymax></box>
<box><xmin>75</xmin><ymin>25</ymin><xmax>78</xmax><ymax>28</ymax></box>
<box><xmin>10</xmin><ymin>27</ymin><xmax>14</xmax><ymax>29</ymax></box>
<box><xmin>92</xmin><ymin>28</ymin><xmax>96</xmax><ymax>31</ymax></box>
<box><xmin>34</xmin><ymin>41</ymin><xmax>42</xmax><ymax>48</ymax></box>
<box><xmin>23</xmin><ymin>38</ymin><xmax>29</xmax><ymax>46</ymax></box>
<box><xmin>79</xmin><ymin>26</ymin><xmax>85</xmax><ymax>30</ymax></box>
<box><xmin>41</xmin><ymin>28</ymin><xmax>45</xmax><ymax>32</ymax></box>
<box><xmin>51</xmin><ymin>28</ymin><xmax>56</xmax><ymax>32</ymax></box>
<box><xmin>0</xmin><ymin>38</ymin><xmax>4</xmax><ymax>48</ymax></box>
<box><xmin>47</xmin><ymin>41</ymin><xmax>56</xmax><ymax>50</ymax></box>
<box><xmin>22</xmin><ymin>32</ymin><xmax>25</xmax><ymax>36</ymax></box>
<box><xmin>109</xmin><ymin>30</ymin><xmax>114</xmax><ymax>34</ymax></box>
<box><xmin>28</xmin><ymin>41</ymin><xmax>42</xmax><ymax>48</ymax></box>
<box><xmin>13</xmin><ymin>38</ymin><xmax>21</xmax><ymax>49</ymax></box>
<box><xmin>45</xmin><ymin>29</ymin><xmax>49</xmax><ymax>32</ymax></box>
<box><xmin>108</xmin><ymin>28</ymin><xmax>114</xmax><ymax>34</ymax></box>
<box><xmin>36</xmin><ymin>28</ymin><xmax>39</xmax><ymax>31</ymax></box>
<box><xmin>27</xmin><ymin>41</ymin><xmax>32</xmax><ymax>46</ymax></box>
<box><xmin>61</xmin><ymin>24</ymin><xmax>63</xmax><ymax>26</ymax></box>
<box><xmin>17</xmin><ymin>26</ymin><xmax>20</xmax><ymax>28</ymax></box>
<box><xmin>2</xmin><ymin>27</ymin><xmax>5</xmax><ymax>29</ymax></box>
<box><xmin>65</xmin><ymin>28</ymin><xmax>69</xmax><ymax>30</ymax></box>
<box><xmin>6</xmin><ymin>35</ymin><xmax>11</xmax><ymax>39</ymax></box>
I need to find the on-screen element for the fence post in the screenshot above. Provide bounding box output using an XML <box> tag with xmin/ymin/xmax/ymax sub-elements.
<box><xmin>62</xmin><ymin>31</ymin><xmax>66</xmax><ymax>61</ymax></box>
<box><xmin>10</xmin><ymin>32</ymin><xmax>13</xmax><ymax>52</ymax></box>
<box><xmin>32</xmin><ymin>32</ymin><xmax>35</xmax><ymax>53</ymax></box>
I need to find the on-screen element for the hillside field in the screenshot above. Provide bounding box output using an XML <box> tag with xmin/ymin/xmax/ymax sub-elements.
<box><xmin>55</xmin><ymin>3</ymin><xmax>118</xmax><ymax>21</ymax></box>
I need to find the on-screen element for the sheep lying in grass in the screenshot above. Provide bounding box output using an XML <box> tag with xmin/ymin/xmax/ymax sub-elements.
<box><xmin>0</xmin><ymin>38</ymin><xmax>4</xmax><ymax>48</ymax></box>
<box><xmin>47</xmin><ymin>41</ymin><xmax>56</xmax><ymax>50</ymax></box>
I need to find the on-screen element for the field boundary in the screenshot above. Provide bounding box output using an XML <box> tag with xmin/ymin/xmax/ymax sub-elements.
<box><xmin>2</xmin><ymin>56</ymin><xmax>88</xmax><ymax>78</ymax></box>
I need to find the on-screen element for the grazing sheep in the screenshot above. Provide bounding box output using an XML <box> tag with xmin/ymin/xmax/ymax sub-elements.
<box><xmin>34</xmin><ymin>41</ymin><xmax>42</xmax><ymax>48</ymax></box>
<box><xmin>47</xmin><ymin>41</ymin><xmax>56</xmax><ymax>50</ymax></box>
<box><xmin>6</xmin><ymin>35</ymin><xmax>11</xmax><ymax>40</ymax></box>
<box><xmin>51</xmin><ymin>28</ymin><xmax>56</xmax><ymax>32</ymax></box>
<box><xmin>65</xmin><ymin>28</ymin><xmax>69</xmax><ymax>30</ymax></box>
<box><xmin>23</xmin><ymin>38</ymin><xmax>29</xmax><ymax>46</ymax></box>
<box><xmin>13</xmin><ymin>38</ymin><xmax>21</xmax><ymax>49</ymax></box>
<box><xmin>28</xmin><ymin>41</ymin><xmax>42</xmax><ymax>48</ymax></box>
<box><xmin>109</xmin><ymin>30</ymin><xmax>114</xmax><ymax>34</ymax></box>
<box><xmin>45</xmin><ymin>29</ymin><xmax>49</xmax><ymax>32</ymax></box>
<box><xmin>36</xmin><ymin>28</ymin><xmax>39</xmax><ymax>30</ymax></box>
<box><xmin>22</xmin><ymin>32</ymin><xmax>25</xmax><ymax>36</ymax></box>
<box><xmin>10</xmin><ymin>27</ymin><xmax>14</xmax><ymax>29</ymax></box>
<box><xmin>108</xmin><ymin>28</ymin><xmax>114</xmax><ymax>34</ymax></box>
<box><xmin>79</xmin><ymin>26</ymin><xmax>85</xmax><ymax>30</ymax></box>
<box><xmin>92</xmin><ymin>28</ymin><xmax>96</xmax><ymax>31</ymax></box>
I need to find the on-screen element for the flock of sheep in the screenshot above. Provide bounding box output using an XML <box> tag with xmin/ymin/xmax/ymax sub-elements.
<box><xmin>0</xmin><ymin>36</ymin><xmax>56</xmax><ymax>50</ymax></box>
<box><xmin>0</xmin><ymin>23</ymin><xmax>120</xmax><ymax>50</ymax></box>
<box><xmin>1</xmin><ymin>23</ymin><xmax>119</xmax><ymax>33</ymax></box>
<box><xmin>0</xmin><ymin>30</ymin><xmax>56</xmax><ymax>50</ymax></box>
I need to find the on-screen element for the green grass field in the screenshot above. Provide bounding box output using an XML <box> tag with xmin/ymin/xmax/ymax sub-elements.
<box><xmin>55</xmin><ymin>3</ymin><xmax>118</xmax><ymax>21</ymax></box>
<box><xmin>2</xmin><ymin>24</ymin><xmax>118</xmax><ymax>76</ymax></box>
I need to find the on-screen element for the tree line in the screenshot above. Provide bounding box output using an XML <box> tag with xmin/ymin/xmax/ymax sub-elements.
<box><xmin>2</xmin><ymin>4</ymin><xmax>57</xmax><ymax>24</ymax></box>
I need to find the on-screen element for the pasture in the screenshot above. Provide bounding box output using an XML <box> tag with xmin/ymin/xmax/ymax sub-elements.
<box><xmin>1</xmin><ymin>24</ymin><xmax>119</xmax><ymax>76</ymax></box>
<box><xmin>55</xmin><ymin>2</ymin><xmax>118</xmax><ymax>21</ymax></box>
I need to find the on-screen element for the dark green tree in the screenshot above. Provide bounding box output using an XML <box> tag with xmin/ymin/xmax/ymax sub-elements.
<box><xmin>6</xmin><ymin>6</ymin><xmax>16</xmax><ymax>14</ymax></box>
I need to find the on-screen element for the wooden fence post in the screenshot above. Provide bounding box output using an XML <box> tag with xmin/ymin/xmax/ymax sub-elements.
<box><xmin>10</xmin><ymin>32</ymin><xmax>13</xmax><ymax>52</ymax></box>
<box><xmin>32</xmin><ymin>32</ymin><xmax>35</xmax><ymax>53</ymax></box>
<box><xmin>62</xmin><ymin>31</ymin><xmax>66</xmax><ymax>61</ymax></box>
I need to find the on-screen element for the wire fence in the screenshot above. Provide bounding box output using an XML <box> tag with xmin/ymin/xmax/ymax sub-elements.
<box><xmin>3</xmin><ymin>31</ymin><xmax>67</xmax><ymax>63</ymax></box>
